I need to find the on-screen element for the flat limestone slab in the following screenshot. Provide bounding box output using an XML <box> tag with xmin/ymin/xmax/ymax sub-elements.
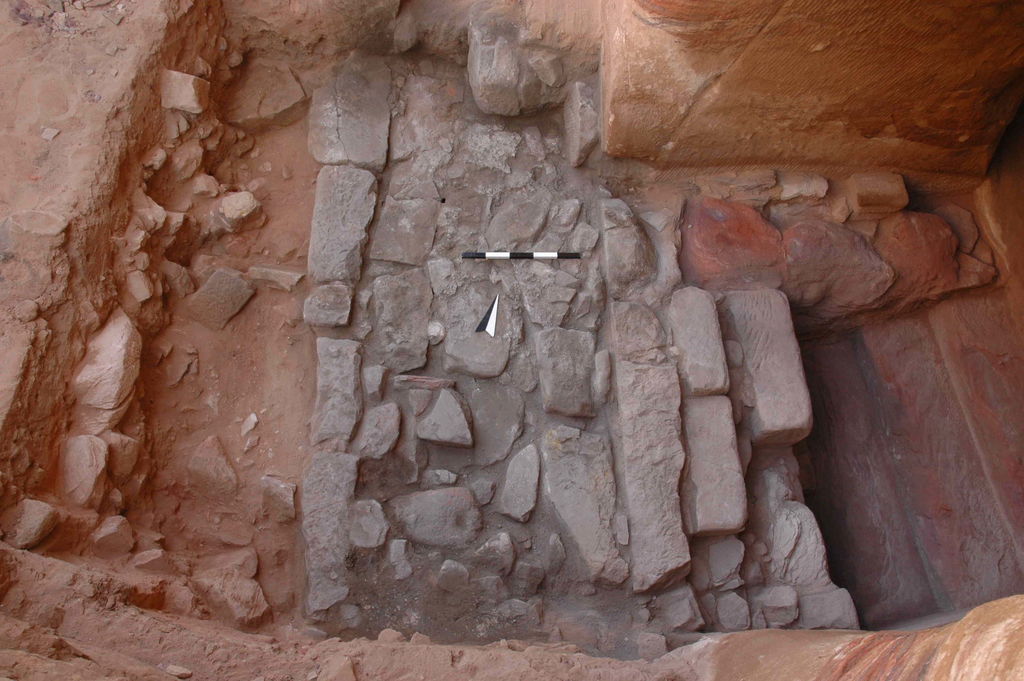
<box><xmin>308</xmin><ymin>166</ymin><xmax>377</xmax><ymax>285</ymax></box>
<box><xmin>719</xmin><ymin>289</ymin><xmax>812</xmax><ymax>445</ymax></box>
<box><xmin>681</xmin><ymin>396</ymin><xmax>746</xmax><ymax>535</ymax></box>
<box><xmin>535</xmin><ymin>328</ymin><xmax>595</xmax><ymax>417</ymax></box>
<box><xmin>301</xmin><ymin>451</ymin><xmax>358</xmax><ymax>616</ymax></box>
<box><xmin>311</xmin><ymin>338</ymin><xmax>362</xmax><ymax>445</ymax></box>
<box><xmin>613</xmin><ymin>360</ymin><xmax>690</xmax><ymax>592</ymax></box>
<box><xmin>307</xmin><ymin>55</ymin><xmax>392</xmax><ymax>171</ymax></box>
<box><xmin>666</xmin><ymin>287</ymin><xmax>729</xmax><ymax>396</ymax></box>
<box><xmin>541</xmin><ymin>426</ymin><xmax>628</xmax><ymax>586</ymax></box>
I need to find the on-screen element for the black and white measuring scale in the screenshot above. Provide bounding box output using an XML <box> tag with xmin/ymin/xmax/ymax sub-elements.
<box><xmin>460</xmin><ymin>251</ymin><xmax>584</xmax><ymax>336</ymax></box>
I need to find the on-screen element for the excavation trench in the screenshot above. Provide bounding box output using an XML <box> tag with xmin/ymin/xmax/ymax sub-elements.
<box><xmin>0</xmin><ymin>0</ymin><xmax>1023</xmax><ymax>677</ymax></box>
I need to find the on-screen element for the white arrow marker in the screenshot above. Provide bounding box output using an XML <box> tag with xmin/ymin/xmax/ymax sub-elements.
<box><xmin>475</xmin><ymin>294</ymin><xmax>499</xmax><ymax>337</ymax></box>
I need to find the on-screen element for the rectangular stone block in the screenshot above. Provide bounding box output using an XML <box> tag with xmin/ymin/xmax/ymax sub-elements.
<box><xmin>667</xmin><ymin>287</ymin><xmax>729</xmax><ymax>396</ymax></box>
<box><xmin>307</xmin><ymin>54</ymin><xmax>392</xmax><ymax>171</ymax></box>
<box><xmin>720</xmin><ymin>289</ymin><xmax>812</xmax><ymax>445</ymax></box>
<box><xmin>540</xmin><ymin>426</ymin><xmax>628</xmax><ymax>586</ymax></box>
<box><xmin>311</xmin><ymin>338</ymin><xmax>362</xmax><ymax>445</ymax></box>
<box><xmin>301</xmin><ymin>451</ymin><xmax>358</xmax><ymax>616</ymax></box>
<box><xmin>681</xmin><ymin>396</ymin><xmax>746</xmax><ymax>535</ymax></box>
<box><xmin>308</xmin><ymin>165</ymin><xmax>377</xmax><ymax>285</ymax></box>
<box><xmin>535</xmin><ymin>328</ymin><xmax>595</xmax><ymax>417</ymax></box>
<box><xmin>613</xmin><ymin>360</ymin><xmax>690</xmax><ymax>592</ymax></box>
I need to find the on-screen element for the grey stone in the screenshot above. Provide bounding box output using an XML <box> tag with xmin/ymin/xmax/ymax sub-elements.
<box><xmin>311</xmin><ymin>338</ymin><xmax>363</xmax><ymax>445</ymax></box>
<box><xmin>307</xmin><ymin>54</ymin><xmax>391</xmax><ymax>171</ymax></box>
<box><xmin>362</xmin><ymin>365</ymin><xmax>387</xmax><ymax>401</ymax></box>
<box><xmin>186</xmin><ymin>268</ymin><xmax>255</xmax><ymax>330</ymax></box>
<box><xmin>568</xmin><ymin>223</ymin><xmax>600</xmax><ymax>254</ymax></box>
<box><xmin>369</xmin><ymin>197</ymin><xmax>438</xmax><ymax>266</ymax></box>
<box><xmin>389</xmin><ymin>488</ymin><xmax>482</xmax><ymax>548</ymax></box>
<box><xmin>388</xmin><ymin>539</ymin><xmax>413</xmax><ymax>580</ymax></box>
<box><xmin>1</xmin><ymin>499</ymin><xmax>59</xmax><ymax>549</ymax></box>
<box><xmin>485</xmin><ymin>189</ymin><xmax>553</xmax><ymax>249</ymax></box>
<box><xmin>368</xmin><ymin>269</ymin><xmax>431</xmax><ymax>372</ymax></box>
<box><xmin>187</xmin><ymin>436</ymin><xmax>237</xmax><ymax>498</ymax></box>
<box><xmin>546</xmin><ymin>533</ymin><xmax>566</xmax><ymax>574</ymax></box>
<box><xmin>416</xmin><ymin>388</ymin><xmax>473</xmax><ymax>447</ymax></box>
<box><xmin>681</xmin><ymin>396</ymin><xmax>747</xmax><ymax>536</ymax></box>
<box><xmin>437</xmin><ymin>559</ymin><xmax>470</xmax><ymax>592</ymax></box>
<box><xmin>690</xmin><ymin>536</ymin><xmax>745</xmax><ymax>593</ymax></box>
<box><xmin>390</xmin><ymin>74</ymin><xmax>460</xmax><ymax>163</ymax></box>
<box><xmin>349</xmin><ymin>499</ymin><xmax>389</xmax><ymax>548</ymax></box>
<box><xmin>535</xmin><ymin>328</ymin><xmax>595</xmax><ymax>417</ymax></box>
<box><xmin>795</xmin><ymin>586</ymin><xmax>858</xmax><ymax>629</ymax></box>
<box><xmin>301</xmin><ymin>451</ymin><xmax>359</xmax><ymax>615</ymax></box>
<box><xmin>60</xmin><ymin>435</ymin><xmax>108</xmax><ymax>508</ymax></box>
<box><xmin>458</xmin><ymin>123</ymin><xmax>521</xmax><ymax>173</ymax></box>
<box><xmin>352</xmin><ymin>402</ymin><xmax>400</xmax><ymax>459</ymax></box>
<box><xmin>610</xmin><ymin>301</ymin><xmax>665</xmax><ymax>362</ymax></box>
<box><xmin>592</xmin><ymin>349</ymin><xmax>612</xmax><ymax>406</ymax></box>
<box><xmin>613</xmin><ymin>511</ymin><xmax>630</xmax><ymax>545</ymax></box>
<box><xmin>548</xmin><ymin>199</ymin><xmax>581</xmax><ymax>232</ymax></box>
<box><xmin>260</xmin><ymin>475</ymin><xmax>296</xmax><ymax>522</ymax></box>
<box><xmin>540</xmin><ymin>426</ymin><xmax>627</xmax><ymax>585</ymax></box>
<box><xmin>474</xmin><ymin>575</ymin><xmax>510</xmax><ymax>603</ymax></box>
<box><xmin>636</xmin><ymin>632</ymin><xmax>667</xmax><ymax>661</ymax></box>
<box><xmin>653</xmin><ymin>584</ymin><xmax>704</xmax><ymax>632</ymax></box>
<box><xmin>511</xmin><ymin>559</ymin><xmax>546</xmax><ymax>596</ymax></box>
<box><xmin>749</xmin><ymin>585</ymin><xmax>799</xmax><ymax>628</ymax></box>
<box><xmin>308</xmin><ymin>165</ymin><xmax>377</xmax><ymax>285</ymax></box>
<box><xmin>467</xmin><ymin>19</ymin><xmax>521</xmax><ymax>116</ymax></box>
<box><xmin>497</xmin><ymin>444</ymin><xmax>540</xmax><ymax>522</ymax></box>
<box><xmin>442</xmin><ymin>283</ymin><xmax>512</xmax><ymax>378</ymax></box>
<box><xmin>713</xmin><ymin>590</ymin><xmax>751</xmax><ymax>631</ymax></box>
<box><xmin>90</xmin><ymin>515</ymin><xmax>134</xmax><ymax>558</ymax></box>
<box><xmin>468</xmin><ymin>382</ymin><xmax>524</xmax><ymax>466</ymax></box>
<box><xmin>515</xmin><ymin>260</ymin><xmax>578</xmax><ymax>328</ymax></box>
<box><xmin>745</xmin><ymin>449</ymin><xmax>831</xmax><ymax>589</ymax></box>
<box><xmin>469</xmin><ymin>477</ymin><xmax>497</xmax><ymax>505</ymax></box>
<box><xmin>720</xmin><ymin>290</ymin><xmax>812</xmax><ymax>446</ymax></box>
<box><xmin>666</xmin><ymin>287</ymin><xmax>729</xmax><ymax>396</ymax></box>
<box><xmin>613</xmin><ymin>360</ymin><xmax>690</xmax><ymax>592</ymax></box>
<box><xmin>423</xmin><ymin>469</ymin><xmax>458</xmax><ymax>487</ymax></box>
<box><xmin>601</xmin><ymin>203</ymin><xmax>656</xmax><ymax>300</ymax></box>
<box><xmin>304</xmin><ymin>283</ymin><xmax>353</xmax><ymax>327</ymax></box>
<box><xmin>473</xmin><ymin>531</ymin><xmax>515</xmax><ymax>575</ymax></box>
<box><xmin>247</xmin><ymin>265</ymin><xmax>304</xmax><ymax>292</ymax></box>
<box><xmin>564</xmin><ymin>81</ymin><xmax>599</xmax><ymax>166</ymax></box>
<box><xmin>528</xmin><ymin>50</ymin><xmax>564</xmax><ymax>87</ymax></box>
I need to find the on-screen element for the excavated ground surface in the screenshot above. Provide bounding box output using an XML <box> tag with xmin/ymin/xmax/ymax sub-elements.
<box><xmin>0</xmin><ymin>0</ymin><xmax>1023</xmax><ymax>679</ymax></box>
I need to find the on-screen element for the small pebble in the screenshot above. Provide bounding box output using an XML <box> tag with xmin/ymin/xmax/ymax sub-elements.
<box><xmin>41</xmin><ymin>128</ymin><xmax>60</xmax><ymax>141</ymax></box>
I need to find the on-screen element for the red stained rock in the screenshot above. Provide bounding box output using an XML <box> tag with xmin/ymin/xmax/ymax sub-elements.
<box><xmin>781</xmin><ymin>219</ymin><xmax>894</xmax><ymax>317</ymax></box>
<box><xmin>874</xmin><ymin>212</ymin><xmax>959</xmax><ymax>308</ymax></box>
<box><xmin>679</xmin><ymin>197</ymin><xmax>784</xmax><ymax>290</ymax></box>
